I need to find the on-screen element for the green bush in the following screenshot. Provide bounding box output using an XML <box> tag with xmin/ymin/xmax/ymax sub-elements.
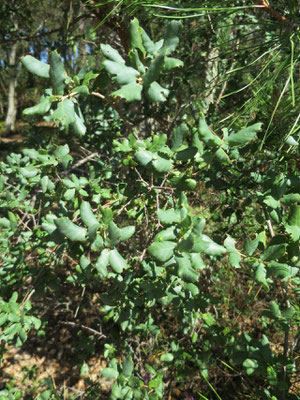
<box><xmin>0</xmin><ymin>15</ymin><xmax>299</xmax><ymax>400</ymax></box>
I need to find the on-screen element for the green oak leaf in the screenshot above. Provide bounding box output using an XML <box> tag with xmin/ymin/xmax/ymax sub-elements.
<box><xmin>285</xmin><ymin>205</ymin><xmax>300</xmax><ymax>241</ymax></box>
<box><xmin>227</xmin><ymin>123</ymin><xmax>262</xmax><ymax>147</ymax></box>
<box><xmin>80</xmin><ymin>201</ymin><xmax>99</xmax><ymax>229</ymax></box>
<box><xmin>157</xmin><ymin>208</ymin><xmax>181</xmax><ymax>225</ymax></box>
<box><xmin>175</xmin><ymin>254</ymin><xmax>199</xmax><ymax>283</ymax></box>
<box><xmin>49</xmin><ymin>50</ymin><xmax>67</xmax><ymax>95</ymax></box>
<box><xmin>21</xmin><ymin>55</ymin><xmax>50</xmax><ymax>78</ymax></box>
<box><xmin>152</xmin><ymin>154</ymin><xmax>172</xmax><ymax>172</ymax></box>
<box><xmin>112</xmin><ymin>83</ymin><xmax>142</xmax><ymax>101</ymax></box>
<box><xmin>54</xmin><ymin>218</ymin><xmax>87</xmax><ymax>242</ymax></box>
<box><xmin>95</xmin><ymin>249</ymin><xmax>110</xmax><ymax>278</ymax></box>
<box><xmin>147</xmin><ymin>241</ymin><xmax>176</xmax><ymax>262</ymax></box>
<box><xmin>101</xmin><ymin>44</ymin><xmax>125</xmax><ymax>64</ymax></box>
<box><xmin>147</xmin><ymin>82</ymin><xmax>169</xmax><ymax>102</ymax></box>
<box><xmin>109</xmin><ymin>248</ymin><xmax>127</xmax><ymax>273</ymax></box>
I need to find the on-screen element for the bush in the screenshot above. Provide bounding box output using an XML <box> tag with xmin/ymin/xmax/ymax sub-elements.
<box><xmin>0</xmin><ymin>15</ymin><xmax>299</xmax><ymax>400</ymax></box>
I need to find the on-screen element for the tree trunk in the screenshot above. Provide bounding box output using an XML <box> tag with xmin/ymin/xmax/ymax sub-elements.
<box><xmin>205</xmin><ymin>45</ymin><xmax>219</xmax><ymax>108</ymax></box>
<box><xmin>78</xmin><ymin>4</ymin><xmax>87</xmax><ymax>70</ymax></box>
<box><xmin>5</xmin><ymin>41</ymin><xmax>18</xmax><ymax>135</ymax></box>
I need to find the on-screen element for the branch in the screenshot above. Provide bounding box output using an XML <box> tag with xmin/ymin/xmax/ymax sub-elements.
<box><xmin>54</xmin><ymin>151</ymin><xmax>99</xmax><ymax>184</ymax></box>
<box><xmin>59</xmin><ymin>320</ymin><xmax>107</xmax><ymax>339</ymax></box>
<box><xmin>0</xmin><ymin>28</ymin><xmax>62</xmax><ymax>45</ymax></box>
<box><xmin>256</xmin><ymin>0</ymin><xmax>299</xmax><ymax>29</ymax></box>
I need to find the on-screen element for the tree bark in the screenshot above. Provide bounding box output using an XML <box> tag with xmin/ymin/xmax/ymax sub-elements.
<box><xmin>5</xmin><ymin>39</ymin><xmax>18</xmax><ymax>134</ymax></box>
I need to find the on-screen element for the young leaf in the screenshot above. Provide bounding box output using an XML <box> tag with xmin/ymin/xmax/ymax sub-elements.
<box><xmin>95</xmin><ymin>249</ymin><xmax>110</xmax><ymax>278</ymax></box>
<box><xmin>177</xmin><ymin>235</ymin><xmax>194</xmax><ymax>252</ymax></box>
<box><xmin>91</xmin><ymin>234</ymin><xmax>104</xmax><ymax>251</ymax></box>
<box><xmin>46</xmin><ymin>99</ymin><xmax>76</xmax><ymax>128</ymax></box>
<box><xmin>109</xmin><ymin>248</ymin><xmax>127</xmax><ymax>273</ymax></box>
<box><xmin>269</xmin><ymin>301</ymin><xmax>281</xmax><ymax>318</ymax></box>
<box><xmin>269</xmin><ymin>261</ymin><xmax>298</xmax><ymax>280</ymax></box>
<box><xmin>129</xmin><ymin>18</ymin><xmax>145</xmax><ymax>55</ymax></box>
<box><xmin>244</xmin><ymin>236</ymin><xmax>259</xmax><ymax>256</ymax></box>
<box><xmin>164</xmin><ymin>57</ymin><xmax>184</xmax><ymax>71</ymax></box>
<box><xmin>130</xmin><ymin>49</ymin><xmax>146</xmax><ymax>74</ymax></box>
<box><xmin>71</xmin><ymin>103</ymin><xmax>86</xmax><ymax>136</ymax></box>
<box><xmin>192</xmin><ymin>217</ymin><xmax>206</xmax><ymax>235</ymax></box>
<box><xmin>49</xmin><ymin>51</ymin><xmax>67</xmax><ymax>95</ymax></box>
<box><xmin>190</xmin><ymin>253</ymin><xmax>205</xmax><ymax>270</ymax></box>
<box><xmin>147</xmin><ymin>241</ymin><xmax>176</xmax><ymax>262</ymax></box>
<box><xmin>102</xmin><ymin>367</ymin><xmax>119</xmax><ymax>380</ymax></box>
<box><xmin>80</xmin><ymin>255</ymin><xmax>90</xmax><ymax>270</ymax></box>
<box><xmin>285</xmin><ymin>205</ymin><xmax>300</xmax><ymax>241</ymax></box>
<box><xmin>152</xmin><ymin>153</ymin><xmax>172</xmax><ymax>172</ymax></box>
<box><xmin>171</xmin><ymin>124</ymin><xmax>188</xmax><ymax>151</ymax></box>
<box><xmin>42</xmin><ymin>214</ymin><xmax>57</xmax><ymax>234</ymax></box>
<box><xmin>21</xmin><ymin>55</ymin><xmax>50</xmax><ymax>78</ymax></box>
<box><xmin>101</xmin><ymin>44</ymin><xmax>125</xmax><ymax>64</ymax></box>
<box><xmin>103</xmin><ymin>60</ymin><xmax>139</xmax><ymax>85</ymax></box>
<box><xmin>54</xmin><ymin>218</ymin><xmax>87</xmax><ymax>242</ymax></box>
<box><xmin>122</xmin><ymin>356</ymin><xmax>134</xmax><ymax>377</ymax></box>
<box><xmin>198</xmin><ymin>114</ymin><xmax>222</xmax><ymax>147</ymax></box>
<box><xmin>71</xmin><ymin>85</ymin><xmax>89</xmax><ymax>95</ymax></box>
<box><xmin>215</xmin><ymin>148</ymin><xmax>231</xmax><ymax>163</ymax></box>
<box><xmin>119</xmin><ymin>226</ymin><xmax>135</xmax><ymax>241</ymax></box>
<box><xmin>154</xmin><ymin>227</ymin><xmax>177</xmax><ymax>242</ymax></box>
<box><xmin>64</xmin><ymin>188</ymin><xmax>75</xmax><ymax>200</ymax></box>
<box><xmin>224</xmin><ymin>236</ymin><xmax>241</xmax><ymax>268</ymax></box>
<box><xmin>112</xmin><ymin>83</ymin><xmax>142</xmax><ymax>102</ymax></box>
<box><xmin>185</xmin><ymin>282</ymin><xmax>199</xmax><ymax>296</ymax></box>
<box><xmin>23</xmin><ymin>93</ymin><xmax>52</xmax><ymax>115</ymax></box>
<box><xmin>157</xmin><ymin>208</ymin><xmax>181</xmax><ymax>225</ymax></box>
<box><xmin>227</xmin><ymin>123</ymin><xmax>262</xmax><ymax>147</ymax></box>
<box><xmin>108</xmin><ymin>221</ymin><xmax>121</xmax><ymax>247</ymax></box>
<box><xmin>175</xmin><ymin>255</ymin><xmax>199</xmax><ymax>283</ymax></box>
<box><xmin>135</xmin><ymin>149</ymin><xmax>153</xmax><ymax>166</ymax></box>
<box><xmin>263</xmin><ymin>195</ymin><xmax>281</xmax><ymax>209</ymax></box>
<box><xmin>20</xmin><ymin>166</ymin><xmax>38</xmax><ymax>178</ymax></box>
<box><xmin>141</xmin><ymin>28</ymin><xmax>159</xmax><ymax>55</ymax></box>
<box><xmin>255</xmin><ymin>263</ymin><xmax>269</xmax><ymax>290</ymax></box>
<box><xmin>71</xmin><ymin>110</ymin><xmax>86</xmax><ymax>136</ymax></box>
<box><xmin>192</xmin><ymin>234</ymin><xmax>226</xmax><ymax>256</ymax></box>
<box><xmin>243</xmin><ymin>359</ymin><xmax>258</xmax><ymax>375</ymax></box>
<box><xmin>161</xmin><ymin>20</ymin><xmax>181</xmax><ymax>53</ymax></box>
<box><xmin>143</xmin><ymin>52</ymin><xmax>165</xmax><ymax>87</ymax></box>
<box><xmin>80</xmin><ymin>201</ymin><xmax>99</xmax><ymax>229</ymax></box>
<box><xmin>261</xmin><ymin>243</ymin><xmax>286</xmax><ymax>261</ymax></box>
<box><xmin>160</xmin><ymin>353</ymin><xmax>174</xmax><ymax>362</ymax></box>
<box><xmin>55</xmin><ymin>144</ymin><xmax>70</xmax><ymax>159</ymax></box>
<box><xmin>147</xmin><ymin>82</ymin><xmax>169</xmax><ymax>102</ymax></box>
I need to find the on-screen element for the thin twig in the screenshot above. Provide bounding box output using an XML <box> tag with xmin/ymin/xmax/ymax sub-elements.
<box><xmin>116</xmin><ymin>198</ymin><xmax>133</xmax><ymax>215</ymax></box>
<box><xmin>262</xmin><ymin>204</ymin><xmax>275</xmax><ymax>238</ymax></box>
<box><xmin>74</xmin><ymin>286</ymin><xmax>85</xmax><ymax>318</ymax></box>
<box><xmin>134</xmin><ymin>167</ymin><xmax>149</xmax><ymax>187</ymax></box>
<box><xmin>59</xmin><ymin>320</ymin><xmax>107</xmax><ymax>339</ymax></box>
<box><xmin>55</xmin><ymin>152</ymin><xmax>99</xmax><ymax>183</ymax></box>
<box><xmin>20</xmin><ymin>289</ymin><xmax>36</xmax><ymax>312</ymax></box>
<box><xmin>138</xmin><ymin>248</ymin><xmax>147</xmax><ymax>264</ymax></box>
<box><xmin>91</xmin><ymin>91</ymin><xmax>139</xmax><ymax>140</ymax></box>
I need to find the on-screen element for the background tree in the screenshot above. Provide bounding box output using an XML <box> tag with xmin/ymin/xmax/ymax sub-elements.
<box><xmin>0</xmin><ymin>0</ymin><xmax>93</xmax><ymax>135</ymax></box>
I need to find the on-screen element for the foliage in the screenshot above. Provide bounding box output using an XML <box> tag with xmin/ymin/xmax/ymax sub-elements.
<box><xmin>0</xmin><ymin>2</ymin><xmax>299</xmax><ymax>399</ymax></box>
